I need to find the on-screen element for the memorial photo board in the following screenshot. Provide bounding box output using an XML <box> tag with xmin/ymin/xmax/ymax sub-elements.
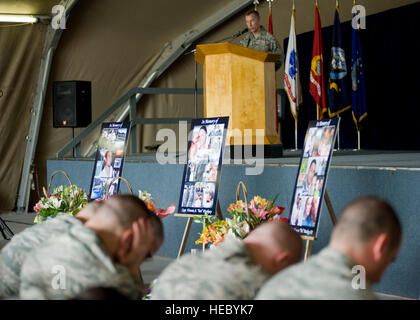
<box><xmin>288</xmin><ymin>118</ymin><xmax>340</xmax><ymax>238</ymax></box>
<box><xmin>178</xmin><ymin>117</ymin><xmax>229</xmax><ymax>216</ymax></box>
<box><xmin>89</xmin><ymin>122</ymin><xmax>130</xmax><ymax>200</ymax></box>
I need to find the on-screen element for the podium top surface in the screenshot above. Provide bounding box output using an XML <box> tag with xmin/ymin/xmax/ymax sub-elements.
<box><xmin>195</xmin><ymin>42</ymin><xmax>280</xmax><ymax>65</ymax></box>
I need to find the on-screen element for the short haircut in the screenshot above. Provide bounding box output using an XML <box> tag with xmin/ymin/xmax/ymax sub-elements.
<box><xmin>331</xmin><ymin>196</ymin><xmax>402</xmax><ymax>249</ymax></box>
<box><xmin>104</xmin><ymin>194</ymin><xmax>164</xmax><ymax>243</ymax></box>
<box><xmin>246</xmin><ymin>10</ymin><xmax>260</xmax><ymax>19</ymax></box>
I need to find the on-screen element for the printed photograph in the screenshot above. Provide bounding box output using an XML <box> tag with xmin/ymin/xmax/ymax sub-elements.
<box><xmin>178</xmin><ymin>117</ymin><xmax>229</xmax><ymax>216</ymax></box>
<box><xmin>288</xmin><ymin>119</ymin><xmax>339</xmax><ymax>237</ymax></box>
<box><xmin>89</xmin><ymin>123</ymin><xmax>130</xmax><ymax>201</ymax></box>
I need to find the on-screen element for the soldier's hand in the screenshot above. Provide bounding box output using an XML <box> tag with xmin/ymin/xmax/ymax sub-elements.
<box><xmin>117</xmin><ymin>218</ymin><xmax>154</xmax><ymax>278</ymax></box>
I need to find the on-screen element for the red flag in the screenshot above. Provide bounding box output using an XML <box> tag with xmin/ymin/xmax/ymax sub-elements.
<box><xmin>309</xmin><ymin>4</ymin><xmax>327</xmax><ymax>120</ymax></box>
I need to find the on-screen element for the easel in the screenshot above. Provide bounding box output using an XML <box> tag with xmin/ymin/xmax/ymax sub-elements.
<box><xmin>0</xmin><ymin>217</ymin><xmax>14</xmax><ymax>240</ymax></box>
<box><xmin>175</xmin><ymin>200</ymin><xmax>224</xmax><ymax>258</ymax></box>
<box><xmin>301</xmin><ymin>190</ymin><xmax>337</xmax><ymax>261</ymax></box>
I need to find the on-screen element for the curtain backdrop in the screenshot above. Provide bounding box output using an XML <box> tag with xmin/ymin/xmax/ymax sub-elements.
<box><xmin>0</xmin><ymin>24</ymin><xmax>46</xmax><ymax>211</ymax></box>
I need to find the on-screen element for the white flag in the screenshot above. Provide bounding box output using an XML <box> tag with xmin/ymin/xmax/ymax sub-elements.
<box><xmin>284</xmin><ymin>8</ymin><xmax>303</xmax><ymax>121</ymax></box>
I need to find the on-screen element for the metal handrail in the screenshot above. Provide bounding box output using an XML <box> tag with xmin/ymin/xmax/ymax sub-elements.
<box><xmin>56</xmin><ymin>87</ymin><xmax>203</xmax><ymax>158</ymax></box>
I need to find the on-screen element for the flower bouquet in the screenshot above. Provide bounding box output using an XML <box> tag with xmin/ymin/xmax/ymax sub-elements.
<box><xmin>138</xmin><ymin>190</ymin><xmax>176</xmax><ymax>219</ymax></box>
<box><xmin>195</xmin><ymin>194</ymin><xmax>287</xmax><ymax>247</ymax></box>
<box><xmin>33</xmin><ymin>185</ymin><xmax>88</xmax><ymax>224</ymax></box>
<box><xmin>194</xmin><ymin>214</ymin><xmax>231</xmax><ymax>246</ymax></box>
<box><xmin>226</xmin><ymin>195</ymin><xmax>287</xmax><ymax>237</ymax></box>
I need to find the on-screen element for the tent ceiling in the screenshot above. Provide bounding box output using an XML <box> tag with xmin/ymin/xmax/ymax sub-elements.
<box><xmin>0</xmin><ymin>0</ymin><xmax>58</xmax><ymax>15</ymax></box>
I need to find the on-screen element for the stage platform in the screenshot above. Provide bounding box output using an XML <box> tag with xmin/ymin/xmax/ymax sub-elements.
<box><xmin>13</xmin><ymin>150</ymin><xmax>418</xmax><ymax>299</ymax></box>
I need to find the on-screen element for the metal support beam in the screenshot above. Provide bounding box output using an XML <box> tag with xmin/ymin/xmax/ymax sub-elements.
<box><xmin>16</xmin><ymin>0</ymin><xmax>79</xmax><ymax>212</ymax></box>
<box><xmin>83</xmin><ymin>0</ymin><xmax>254</xmax><ymax>157</ymax></box>
<box><xmin>129</xmin><ymin>95</ymin><xmax>137</xmax><ymax>155</ymax></box>
<box><xmin>56</xmin><ymin>88</ymin><xmax>201</xmax><ymax>158</ymax></box>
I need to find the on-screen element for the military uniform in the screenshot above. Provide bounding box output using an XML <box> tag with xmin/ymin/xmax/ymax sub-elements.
<box><xmin>256</xmin><ymin>247</ymin><xmax>378</xmax><ymax>300</ymax></box>
<box><xmin>239</xmin><ymin>26</ymin><xmax>284</xmax><ymax>70</ymax></box>
<box><xmin>151</xmin><ymin>238</ymin><xmax>270</xmax><ymax>300</ymax></box>
<box><xmin>0</xmin><ymin>213</ymin><xmax>79</xmax><ymax>298</ymax></box>
<box><xmin>19</xmin><ymin>222</ymin><xmax>142</xmax><ymax>300</ymax></box>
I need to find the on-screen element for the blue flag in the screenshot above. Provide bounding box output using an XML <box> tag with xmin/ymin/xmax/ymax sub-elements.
<box><xmin>351</xmin><ymin>15</ymin><xmax>367</xmax><ymax>129</ymax></box>
<box><xmin>328</xmin><ymin>7</ymin><xmax>351</xmax><ymax>117</ymax></box>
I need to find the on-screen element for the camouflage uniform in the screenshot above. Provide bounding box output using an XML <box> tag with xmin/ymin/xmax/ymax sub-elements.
<box><xmin>0</xmin><ymin>213</ymin><xmax>80</xmax><ymax>298</ymax></box>
<box><xmin>151</xmin><ymin>238</ymin><xmax>271</xmax><ymax>300</ymax></box>
<box><xmin>255</xmin><ymin>247</ymin><xmax>378</xmax><ymax>300</ymax></box>
<box><xmin>18</xmin><ymin>222</ymin><xmax>142</xmax><ymax>300</ymax></box>
<box><xmin>239</xmin><ymin>26</ymin><xmax>284</xmax><ymax>70</ymax></box>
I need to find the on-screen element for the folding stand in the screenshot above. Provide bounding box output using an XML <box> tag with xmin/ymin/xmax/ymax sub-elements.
<box><xmin>302</xmin><ymin>190</ymin><xmax>337</xmax><ymax>261</ymax></box>
<box><xmin>0</xmin><ymin>217</ymin><xmax>14</xmax><ymax>240</ymax></box>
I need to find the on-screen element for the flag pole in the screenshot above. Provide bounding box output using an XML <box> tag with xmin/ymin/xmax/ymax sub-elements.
<box><xmin>316</xmin><ymin>104</ymin><xmax>320</xmax><ymax>120</ymax></box>
<box><xmin>337</xmin><ymin>115</ymin><xmax>341</xmax><ymax>150</ymax></box>
<box><xmin>357</xmin><ymin>129</ymin><xmax>361</xmax><ymax>150</ymax></box>
<box><xmin>293</xmin><ymin>0</ymin><xmax>297</xmax><ymax>150</ymax></box>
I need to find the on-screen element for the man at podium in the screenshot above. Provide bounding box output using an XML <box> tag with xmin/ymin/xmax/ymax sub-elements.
<box><xmin>240</xmin><ymin>10</ymin><xmax>284</xmax><ymax>71</ymax></box>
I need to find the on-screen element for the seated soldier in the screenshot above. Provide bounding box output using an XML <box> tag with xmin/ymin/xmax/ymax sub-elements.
<box><xmin>256</xmin><ymin>196</ymin><xmax>402</xmax><ymax>300</ymax></box>
<box><xmin>151</xmin><ymin>221</ymin><xmax>302</xmax><ymax>300</ymax></box>
<box><xmin>18</xmin><ymin>194</ymin><xmax>163</xmax><ymax>300</ymax></box>
<box><xmin>0</xmin><ymin>201</ymin><xmax>99</xmax><ymax>298</ymax></box>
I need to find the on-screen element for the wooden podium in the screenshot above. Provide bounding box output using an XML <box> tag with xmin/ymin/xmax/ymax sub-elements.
<box><xmin>195</xmin><ymin>42</ymin><xmax>282</xmax><ymax>157</ymax></box>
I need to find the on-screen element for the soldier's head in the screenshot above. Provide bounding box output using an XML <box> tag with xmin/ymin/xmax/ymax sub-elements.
<box><xmin>75</xmin><ymin>200</ymin><xmax>102</xmax><ymax>223</ymax></box>
<box><xmin>244</xmin><ymin>221</ymin><xmax>303</xmax><ymax>274</ymax></box>
<box><xmin>245</xmin><ymin>10</ymin><xmax>261</xmax><ymax>34</ymax></box>
<box><xmin>84</xmin><ymin>194</ymin><xmax>164</xmax><ymax>264</ymax></box>
<box><xmin>329</xmin><ymin>196</ymin><xmax>402</xmax><ymax>283</ymax></box>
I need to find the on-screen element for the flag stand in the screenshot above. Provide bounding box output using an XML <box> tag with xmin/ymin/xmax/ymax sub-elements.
<box><xmin>357</xmin><ymin>130</ymin><xmax>361</xmax><ymax>150</ymax></box>
<box><xmin>294</xmin><ymin>119</ymin><xmax>298</xmax><ymax>151</ymax></box>
<box><xmin>302</xmin><ymin>190</ymin><xmax>337</xmax><ymax>261</ymax></box>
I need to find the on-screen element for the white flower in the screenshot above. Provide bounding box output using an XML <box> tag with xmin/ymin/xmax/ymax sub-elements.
<box><xmin>49</xmin><ymin>196</ymin><xmax>62</xmax><ymax>209</ymax></box>
<box><xmin>226</xmin><ymin>218</ymin><xmax>250</xmax><ymax>239</ymax></box>
<box><xmin>138</xmin><ymin>190</ymin><xmax>153</xmax><ymax>203</ymax></box>
<box><xmin>225</xmin><ymin>228</ymin><xmax>240</xmax><ymax>240</ymax></box>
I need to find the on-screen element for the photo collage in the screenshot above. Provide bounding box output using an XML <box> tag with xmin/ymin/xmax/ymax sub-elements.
<box><xmin>179</xmin><ymin>117</ymin><xmax>229</xmax><ymax>215</ymax></box>
<box><xmin>89</xmin><ymin>123</ymin><xmax>130</xmax><ymax>200</ymax></box>
<box><xmin>289</xmin><ymin>120</ymin><xmax>338</xmax><ymax>237</ymax></box>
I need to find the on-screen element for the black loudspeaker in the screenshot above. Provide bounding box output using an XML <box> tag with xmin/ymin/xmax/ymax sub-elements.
<box><xmin>53</xmin><ymin>81</ymin><xmax>92</xmax><ymax>128</ymax></box>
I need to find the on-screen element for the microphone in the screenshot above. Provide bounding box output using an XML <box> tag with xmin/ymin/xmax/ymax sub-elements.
<box><xmin>232</xmin><ymin>28</ymin><xmax>248</xmax><ymax>38</ymax></box>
